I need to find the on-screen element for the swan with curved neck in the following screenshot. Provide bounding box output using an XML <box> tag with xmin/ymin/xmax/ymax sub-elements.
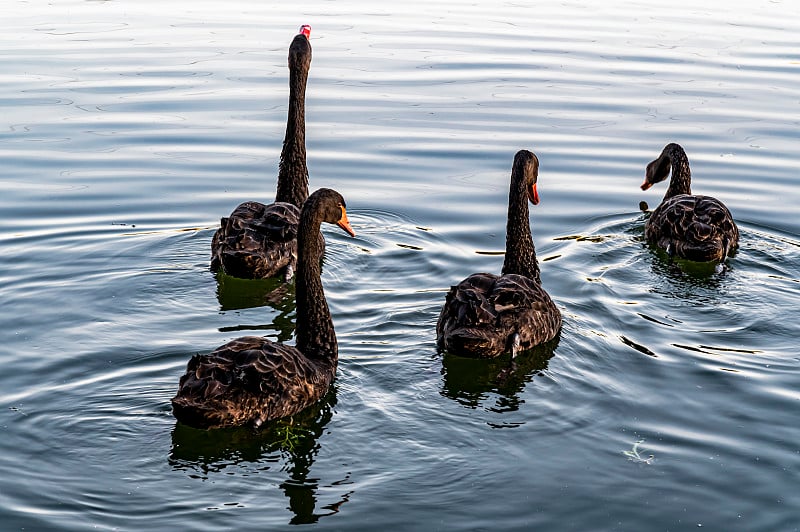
<box><xmin>173</xmin><ymin>188</ymin><xmax>355</xmax><ymax>429</ymax></box>
<box><xmin>640</xmin><ymin>142</ymin><xmax>739</xmax><ymax>262</ymax></box>
<box><xmin>210</xmin><ymin>25</ymin><xmax>313</xmax><ymax>280</ymax></box>
<box><xmin>436</xmin><ymin>150</ymin><xmax>561</xmax><ymax>358</ymax></box>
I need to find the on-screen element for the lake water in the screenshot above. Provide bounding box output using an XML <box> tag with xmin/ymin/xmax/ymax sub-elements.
<box><xmin>1</xmin><ymin>0</ymin><xmax>798</xmax><ymax>530</ymax></box>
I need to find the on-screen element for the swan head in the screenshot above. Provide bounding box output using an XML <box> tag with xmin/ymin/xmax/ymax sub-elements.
<box><xmin>513</xmin><ymin>149</ymin><xmax>540</xmax><ymax>205</ymax></box>
<box><xmin>641</xmin><ymin>148</ymin><xmax>672</xmax><ymax>191</ymax></box>
<box><xmin>306</xmin><ymin>188</ymin><xmax>356</xmax><ymax>237</ymax></box>
<box><xmin>642</xmin><ymin>142</ymin><xmax>689</xmax><ymax>191</ymax></box>
<box><xmin>289</xmin><ymin>26</ymin><xmax>312</xmax><ymax>72</ymax></box>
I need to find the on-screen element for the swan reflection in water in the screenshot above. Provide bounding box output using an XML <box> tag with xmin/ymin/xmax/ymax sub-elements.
<box><xmin>169</xmin><ymin>390</ymin><xmax>352</xmax><ymax>524</ymax></box>
<box><xmin>440</xmin><ymin>335</ymin><xmax>559</xmax><ymax>414</ymax></box>
<box><xmin>214</xmin><ymin>271</ymin><xmax>297</xmax><ymax>342</ymax></box>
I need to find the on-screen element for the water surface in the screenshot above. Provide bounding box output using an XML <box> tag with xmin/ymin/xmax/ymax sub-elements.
<box><xmin>1</xmin><ymin>0</ymin><xmax>799</xmax><ymax>530</ymax></box>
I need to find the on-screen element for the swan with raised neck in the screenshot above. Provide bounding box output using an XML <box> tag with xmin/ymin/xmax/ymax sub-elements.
<box><xmin>174</xmin><ymin>188</ymin><xmax>355</xmax><ymax>429</ymax></box>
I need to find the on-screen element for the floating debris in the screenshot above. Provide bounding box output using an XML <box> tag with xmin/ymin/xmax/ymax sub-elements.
<box><xmin>623</xmin><ymin>439</ymin><xmax>654</xmax><ymax>464</ymax></box>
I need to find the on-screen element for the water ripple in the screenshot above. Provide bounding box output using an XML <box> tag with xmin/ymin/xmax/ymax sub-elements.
<box><xmin>1</xmin><ymin>1</ymin><xmax>799</xmax><ymax>530</ymax></box>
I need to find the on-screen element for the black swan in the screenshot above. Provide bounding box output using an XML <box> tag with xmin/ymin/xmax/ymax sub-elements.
<box><xmin>173</xmin><ymin>188</ymin><xmax>355</xmax><ymax>429</ymax></box>
<box><xmin>210</xmin><ymin>25</ymin><xmax>313</xmax><ymax>280</ymax></box>
<box><xmin>436</xmin><ymin>150</ymin><xmax>562</xmax><ymax>358</ymax></box>
<box><xmin>640</xmin><ymin>143</ymin><xmax>739</xmax><ymax>262</ymax></box>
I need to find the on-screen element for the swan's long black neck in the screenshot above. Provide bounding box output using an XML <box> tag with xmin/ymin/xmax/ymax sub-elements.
<box><xmin>664</xmin><ymin>143</ymin><xmax>692</xmax><ymax>200</ymax></box>
<box><xmin>294</xmin><ymin>195</ymin><xmax>337</xmax><ymax>363</ymax></box>
<box><xmin>275</xmin><ymin>46</ymin><xmax>309</xmax><ymax>208</ymax></box>
<box><xmin>501</xmin><ymin>165</ymin><xmax>540</xmax><ymax>284</ymax></box>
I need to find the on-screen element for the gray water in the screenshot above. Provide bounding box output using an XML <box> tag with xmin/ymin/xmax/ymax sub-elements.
<box><xmin>1</xmin><ymin>1</ymin><xmax>799</xmax><ymax>530</ymax></box>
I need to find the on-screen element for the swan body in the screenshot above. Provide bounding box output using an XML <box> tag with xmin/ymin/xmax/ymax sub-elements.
<box><xmin>210</xmin><ymin>201</ymin><xmax>299</xmax><ymax>279</ymax></box>
<box><xmin>641</xmin><ymin>143</ymin><xmax>739</xmax><ymax>262</ymax></box>
<box><xmin>437</xmin><ymin>150</ymin><xmax>561</xmax><ymax>359</ymax></box>
<box><xmin>174</xmin><ymin>188</ymin><xmax>355</xmax><ymax>429</ymax></box>
<box><xmin>210</xmin><ymin>25</ymin><xmax>312</xmax><ymax>280</ymax></box>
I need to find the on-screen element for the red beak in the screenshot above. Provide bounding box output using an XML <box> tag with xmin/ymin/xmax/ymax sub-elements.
<box><xmin>528</xmin><ymin>183</ymin><xmax>540</xmax><ymax>205</ymax></box>
<box><xmin>640</xmin><ymin>179</ymin><xmax>653</xmax><ymax>191</ymax></box>
<box><xmin>299</xmin><ymin>25</ymin><xmax>312</xmax><ymax>39</ymax></box>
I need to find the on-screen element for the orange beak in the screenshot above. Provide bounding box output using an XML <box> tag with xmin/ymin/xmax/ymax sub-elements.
<box><xmin>337</xmin><ymin>206</ymin><xmax>356</xmax><ymax>237</ymax></box>
<box><xmin>528</xmin><ymin>182</ymin><xmax>540</xmax><ymax>205</ymax></box>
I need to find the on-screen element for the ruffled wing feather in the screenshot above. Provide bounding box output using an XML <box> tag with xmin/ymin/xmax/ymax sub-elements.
<box><xmin>171</xmin><ymin>336</ymin><xmax>334</xmax><ymax>429</ymax></box>
<box><xmin>210</xmin><ymin>201</ymin><xmax>300</xmax><ymax>279</ymax></box>
<box><xmin>645</xmin><ymin>194</ymin><xmax>739</xmax><ymax>261</ymax></box>
<box><xmin>437</xmin><ymin>273</ymin><xmax>561</xmax><ymax>358</ymax></box>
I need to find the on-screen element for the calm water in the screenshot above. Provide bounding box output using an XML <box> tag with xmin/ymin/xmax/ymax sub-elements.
<box><xmin>1</xmin><ymin>0</ymin><xmax>799</xmax><ymax>530</ymax></box>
